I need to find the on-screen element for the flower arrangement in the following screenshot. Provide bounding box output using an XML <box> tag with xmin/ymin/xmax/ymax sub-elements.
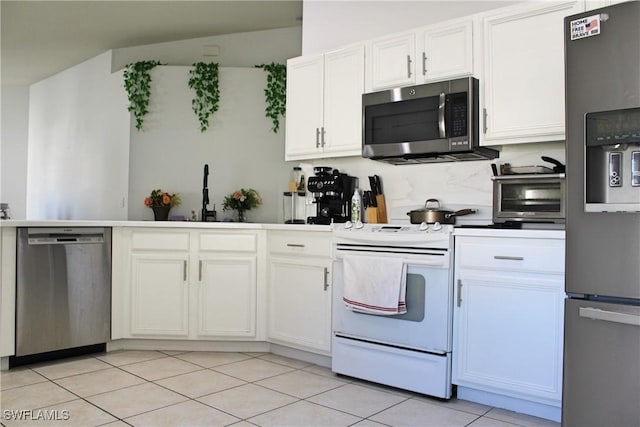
<box><xmin>222</xmin><ymin>188</ymin><xmax>262</xmax><ymax>213</ymax></box>
<box><xmin>144</xmin><ymin>189</ymin><xmax>181</xmax><ymax>208</ymax></box>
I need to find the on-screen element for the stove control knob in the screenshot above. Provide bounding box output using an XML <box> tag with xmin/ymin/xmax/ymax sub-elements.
<box><xmin>419</xmin><ymin>222</ymin><xmax>429</xmax><ymax>231</ymax></box>
<box><xmin>432</xmin><ymin>221</ymin><xmax>442</xmax><ymax>231</ymax></box>
<box><xmin>355</xmin><ymin>220</ymin><xmax>364</xmax><ymax>229</ymax></box>
<box><xmin>344</xmin><ymin>221</ymin><xmax>353</xmax><ymax>229</ymax></box>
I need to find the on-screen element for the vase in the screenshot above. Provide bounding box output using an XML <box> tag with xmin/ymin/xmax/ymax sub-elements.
<box><xmin>237</xmin><ymin>209</ymin><xmax>247</xmax><ymax>222</ymax></box>
<box><xmin>152</xmin><ymin>206</ymin><xmax>171</xmax><ymax>221</ymax></box>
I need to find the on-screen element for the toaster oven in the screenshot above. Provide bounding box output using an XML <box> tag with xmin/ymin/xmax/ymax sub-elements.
<box><xmin>492</xmin><ymin>174</ymin><xmax>566</xmax><ymax>223</ymax></box>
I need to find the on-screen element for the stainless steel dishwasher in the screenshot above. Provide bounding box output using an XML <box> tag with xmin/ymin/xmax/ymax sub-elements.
<box><xmin>14</xmin><ymin>227</ymin><xmax>111</xmax><ymax>361</ymax></box>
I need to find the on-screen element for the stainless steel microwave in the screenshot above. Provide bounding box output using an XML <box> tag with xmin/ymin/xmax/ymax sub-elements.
<box><xmin>492</xmin><ymin>174</ymin><xmax>566</xmax><ymax>224</ymax></box>
<box><xmin>362</xmin><ymin>77</ymin><xmax>498</xmax><ymax>164</ymax></box>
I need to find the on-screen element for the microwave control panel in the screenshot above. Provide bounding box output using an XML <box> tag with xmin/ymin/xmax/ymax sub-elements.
<box><xmin>447</xmin><ymin>92</ymin><xmax>468</xmax><ymax>138</ymax></box>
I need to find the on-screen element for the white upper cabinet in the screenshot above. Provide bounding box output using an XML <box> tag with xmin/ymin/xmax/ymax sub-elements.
<box><xmin>285</xmin><ymin>44</ymin><xmax>365</xmax><ymax>161</ymax></box>
<box><xmin>480</xmin><ymin>1</ymin><xmax>583</xmax><ymax>146</ymax></box>
<box><xmin>285</xmin><ymin>54</ymin><xmax>324</xmax><ymax>160</ymax></box>
<box><xmin>585</xmin><ymin>0</ymin><xmax>632</xmax><ymax>9</ymax></box>
<box><xmin>323</xmin><ymin>46</ymin><xmax>366</xmax><ymax>157</ymax></box>
<box><xmin>418</xmin><ymin>19</ymin><xmax>475</xmax><ymax>83</ymax></box>
<box><xmin>368</xmin><ymin>32</ymin><xmax>417</xmax><ymax>91</ymax></box>
<box><xmin>367</xmin><ymin>18</ymin><xmax>474</xmax><ymax>92</ymax></box>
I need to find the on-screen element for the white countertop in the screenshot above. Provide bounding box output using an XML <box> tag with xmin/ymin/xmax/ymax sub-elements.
<box><xmin>1</xmin><ymin>220</ymin><xmax>565</xmax><ymax>239</ymax></box>
<box><xmin>0</xmin><ymin>220</ymin><xmax>332</xmax><ymax>232</ymax></box>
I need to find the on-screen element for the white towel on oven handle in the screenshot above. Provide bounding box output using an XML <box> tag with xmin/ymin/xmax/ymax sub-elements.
<box><xmin>342</xmin><ymin>254</ymin><xmax>407</xmax><ymax>315</ymax></box>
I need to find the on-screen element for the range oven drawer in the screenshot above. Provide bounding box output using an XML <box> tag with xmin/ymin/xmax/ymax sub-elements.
<box><xmin>332</xmin><ymin>335</ymin><xmax>452</xmax><ymax>399</ymax></box>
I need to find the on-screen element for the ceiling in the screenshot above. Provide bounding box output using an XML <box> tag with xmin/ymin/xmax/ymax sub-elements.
<box><xmin>1</xmin><ymin>0</ymin><xmax>303</xmax><ymax>86</ymax></box>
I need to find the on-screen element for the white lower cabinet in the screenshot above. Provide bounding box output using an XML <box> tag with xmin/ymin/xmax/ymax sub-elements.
<box><xmin>453</xmin><ymin>233</ymin><xmax>565</xmax><ymax>421</ymax></box>
<box><xmin>0</xmin><ymin>227</ymin><xmax>17</xmax><ymax>357</ymax></box>
<box><xmin>196</xmin><ymin>255</ymin><xmax>256</xmax><ymax>338</ymax></box>
<box><xmin>131</xmin><ymin>253</ymin><xmax>190</xmax><ymax>337</ymax></box>
<box><xmin>117</xmin><ymin>228</ymin><xmax>262</xmax><ymax>341</ymax></box>
<box><xmin>267</xmin><ymin>231</ymin><xmax>332</xmax><ymax>354</ymax></box>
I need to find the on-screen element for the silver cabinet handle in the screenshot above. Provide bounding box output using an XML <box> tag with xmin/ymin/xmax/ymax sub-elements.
<box><xmin>422</xmin><ymin>51</ymin><xmax>427</xmax><ymax>75</ymax></box>
<box><xmin>323</xmin><ymin>267</ymin><xmax>329</xmax><ymax>291</ymax></box>
<box><xmin>321</xmin><ymin>127</ymin><xmax>326</xmax><ymax>147</ymax></box>
<box><xmin>407</xmin><ymin>55</ymin><xmax>412</xmax><ymax>78</ymax></box>
<box><xmin>286</xmin><ymin>243</ymin><xmax>305</xmax><ymax>248</ymax></box>
<box><xmin>494</xmin><ymin>256</ymin><xmax>524</xmax><ymax>261</ymax></box>
<box><xmin>456</xmin><ymin>279</ymin><xmax>463</xmax><ymax>307</ymax></box>
<box><xmin>315</xmin><ymin>128</ymin><xmax>320</xmax><ymax>148</ymax></box>
<box><xmin>483</xmin><ymin>108</ymin><xmax>488</xmax><ymax>134</ymax></box>
<box><xmin>438</xmin><ymin>92</ymin><xmax>446</xmax><ymax>138</ymax></box>
<box><xmin>183</xmin><ymin>260</ymin><xmax>187</xmax><ymax>281</ymax></box>
<box><xmin>580</xmin><ymin>307</ymin><xmax>640</xmax><ymax>326</ymax></box>
<box><xmin>199</xmin><ymin>260</ymin><xmax>203</xmax><ymax>281</ymax></box>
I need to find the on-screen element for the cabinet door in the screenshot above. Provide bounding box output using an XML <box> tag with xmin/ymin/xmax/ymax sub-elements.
<box><xmin>453</xmin><ymin>271</ymin><xmax>564</xmax><ymax>404</ymax></box>
<box><xmin>268</xmin><ymin>256</ymin><xmax>332</xmax><ymax>353</ymax></box>
<box><xmin>1</xmin><ymin>228</ymin><xmax>16</xmax><ymax>357</ymax></box>
<box><xmin>196</xmin><ymin>256</ymin><xmax>257</xmax><ymax>338</ymax></box>
<box><xmin>322</xmin><ymin>44</ymin><xmax>365</xmax><ymax>158</ymax></box>
<box><xmin>130</xmin><ymin>254</ymin><xmax>189</xmax><ymax>337</ymax></box>
<box><xmin>368</xmin><ymin>32</ymin><xmax>416</xmax><ymax>91</ymax></box>
<box><xmin>481</xmin><ymin>1</ymin><xmax>582</xmax><ymax>145</ymax></box>
<box><xmin>285</xmin><ymin>54</ymin><xmax>324</xmax><ymax>160</ymax></box>
<box><xmin>419</xmin><ymin>20</ymin><xmax>474</xmax><ymax>82</ymax></box>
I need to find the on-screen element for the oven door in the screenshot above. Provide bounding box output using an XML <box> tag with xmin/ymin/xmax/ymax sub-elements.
<box><xmin>332</xmin><ymin>253</ymin><xmax>453</xmax><ymax>354</ymax></box>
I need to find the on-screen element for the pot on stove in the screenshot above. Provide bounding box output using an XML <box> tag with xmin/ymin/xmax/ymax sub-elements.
<box><xmin>407</xmin><ymin>199</ymin><xmax>476</xmax><ymax>224</ymax></box>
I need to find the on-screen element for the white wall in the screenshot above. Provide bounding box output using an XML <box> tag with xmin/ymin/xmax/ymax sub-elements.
<box><xmin>1</xmin><ymin>86</ymin><xmax>29</xmax><ymax>219</ymax></box>
<box><xmin>27</xmin><ymin>51</ymin><xmax>130</xmax><ymax>220</ymax></box>
<box><xmin>302</xmin><ymin>0</ymin><xmax>520</xmax><ymax>54</ymax></box>
<box><xmin>112</xmin><ymin>26</ymin><xmax>302</xmax><ymax>72</ymax></box>
<box><xmin>128</xmin><ymin>66</ymin><xmax>291</xmax><ymax>223</ymax></box>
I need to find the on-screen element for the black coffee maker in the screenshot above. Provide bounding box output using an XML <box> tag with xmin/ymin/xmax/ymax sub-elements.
<box><xmin>307</xmin><ymin>167</ymin><xmax>357</xmax><ymax>225</ymax></box>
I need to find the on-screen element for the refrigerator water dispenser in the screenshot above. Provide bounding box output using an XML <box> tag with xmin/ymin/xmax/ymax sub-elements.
<box><xmin>585</xmin><ymin>107</ymin><xmax>640</xmax><ymax>212</ymax></box>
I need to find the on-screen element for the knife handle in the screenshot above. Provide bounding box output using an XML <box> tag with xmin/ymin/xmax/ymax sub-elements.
<box><xmin>376</xmin><ymin>195</ymin><xmax>388</xmax><ymax>223</ymax></box>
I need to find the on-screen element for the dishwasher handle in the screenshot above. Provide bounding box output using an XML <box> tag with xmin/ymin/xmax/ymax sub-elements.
<box><xmin>26</xmin><ymin>227</ymin><xmax>106</xmax><ymax>245</ymax></box>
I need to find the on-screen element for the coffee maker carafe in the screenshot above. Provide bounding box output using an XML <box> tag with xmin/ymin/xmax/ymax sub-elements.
<box><xmin>307</xmin><ymin>167</ymin><xmax>356</xmax><ymax>225</ymax></box>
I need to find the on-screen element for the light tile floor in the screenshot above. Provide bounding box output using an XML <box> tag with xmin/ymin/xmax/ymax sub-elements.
<box><xmin>0</xmin><ymin>350</ymin><xmax>560</xmax><ymax>427</ymax></box>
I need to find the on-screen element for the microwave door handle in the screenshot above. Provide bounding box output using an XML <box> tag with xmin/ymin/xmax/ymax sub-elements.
<box><xmin>438</xmin><ymin>92</ymin><xmax>446</xmax><ymax>138</ymax></box>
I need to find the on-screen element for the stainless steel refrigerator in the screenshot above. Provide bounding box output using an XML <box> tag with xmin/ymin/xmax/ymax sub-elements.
<box><xmin>563</xmin><ymin>2</ymin><xmax>640</xmax><ymax>426</ymax></box>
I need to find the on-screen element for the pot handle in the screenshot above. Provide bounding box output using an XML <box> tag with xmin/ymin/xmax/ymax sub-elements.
<box><xmin>425</xmin><ymin>199</ymin><xmax>441</xmax><ymax>209</ymax></box>
<box><xmin>452</xmin><ymin>208</ymin><xmax>477</xmax><ymax>217</ymax></box>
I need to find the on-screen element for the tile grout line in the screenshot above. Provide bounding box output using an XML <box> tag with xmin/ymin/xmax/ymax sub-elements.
<box><xmin>4</xmin><ymin>352</ymin><xmax>554</xmax><ymax>427</ymax></box>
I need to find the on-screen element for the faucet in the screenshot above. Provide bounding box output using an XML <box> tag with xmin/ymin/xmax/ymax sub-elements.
<box><xmin>201</xmin><ymin>164</ymin><xmax>217</xmax><ymax>222</ymax></box>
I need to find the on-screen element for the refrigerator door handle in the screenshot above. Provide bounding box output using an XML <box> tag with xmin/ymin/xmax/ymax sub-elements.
<box><xmin>579</xmin><ymin>307</ymin><xmax>640</xmax><ymax>327</ymax></box>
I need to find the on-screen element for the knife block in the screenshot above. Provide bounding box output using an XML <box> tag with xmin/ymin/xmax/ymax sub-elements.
<box><xmin>366</xmin><ymin>207</ymin><xmax>379</xmax><ymax>223</ymax></box>
<box><xmin>376</xmin><ymin>195</ymin><xmax>388</xmax><ymax>223</ymax></box>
